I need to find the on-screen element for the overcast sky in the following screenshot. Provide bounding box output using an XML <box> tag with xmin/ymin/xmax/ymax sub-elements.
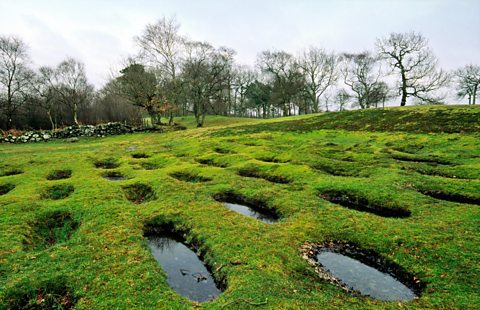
<box><xmin>0</xmin><ymin>0</ymin><xmax>478</xmax><ymax>88</ymax></box>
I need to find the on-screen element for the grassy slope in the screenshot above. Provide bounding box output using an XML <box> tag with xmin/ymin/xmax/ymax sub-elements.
<box><xmin>0</xmin><ymin>105</ymin><xmax>479</xmax><ymax>309</ymax></box>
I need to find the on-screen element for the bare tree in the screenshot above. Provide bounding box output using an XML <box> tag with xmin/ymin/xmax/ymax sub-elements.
<box><xmin>0</xmin><ymin>35</ymin><xmax>34</xmax><ymax>129</ymax></box>
<box><xmin>454</xmin><ymin>64</ymin><xmax>480</xmax><ymax>105</ymax></box>
<box><xmin>376</xmin><ymin>32</ymin><xmax>449</xmax><ymax>106</ymax></box>
<box><xmin>335</xmin><ymin>89</ymin><xmax>351</xmax><ymax>111</ymax></box>
<box><xmin>257</xmin><ymin>50</ymin><xmax>304</xmax><ymax>116</ymax></box>
<box><xmin>299</xmin><ymin>47</ymin><xmax>338</xmax><ymax>113</ymax></box>
<box><xmin>232</xmin><ymin>66</ymin><xmax>257</xmax><ymax>116</ymax></box>
<box><xmin>45</xmin><ymin>58</ymin><xmax>93</xmax><ymax>125</ymax></box>
<box><xmin>341</xmin><ymin>52</ymin><xmax>384</xmax><ymax>109</ymax></box>
<box><xmin>136</xmin><ymin>16</ymin><xmax>184</xmax><ymax>124</ymax></box>
<box><xmin>181</xmin><ymin>42</ymin><xmax>234</xmax><ymax>127</ymax></box>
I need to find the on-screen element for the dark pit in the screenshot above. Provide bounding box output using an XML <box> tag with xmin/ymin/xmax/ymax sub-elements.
<box><xmin>1</xmin><ymin>168</ymin><xmax>23</xmax><ymax>176</ymax></box>
<box><xmin>94</xmin><ymin>159</ymin><xmax>120</xmax><ymax>169</ymax></box>
<box><xmin>46</xmin><ymin>169</ymin><xmax>72</xmax><ymax>180</ymax></box>
<box><xmin>122</xmin><ymin>183</ymin><xmax>156</xmax><ymax>204</ymax></box>
<box><xmin>312</xmin><ymin>161</ymin><xmax>365</xmax><ymax>177</ymax></box>
<box><xmin>144</xmin><ymin>218</ymin><xmax>223</xmax><ymax>302</ymax></box>
<box><xmin>132</xmin><ymin>153</ymin><xmax>150</xmax><ymax>159</ymax></box>
<box><xmin>1</xmin><ymin>276</ymin><xmax>77</xmax><ymax>309</ymax></box>
<box><xmin>140</xmin><ymin>162</ymin><xmax>160</xmax><ymax>170</ymax></box>
<box><xmin>256</xmin><ymin>156</ymin><xmax>289</xmax><ymax>163</ymax></box>
<box><xmin>237</xmin><ymin>167</ymin><xmax>291</xmax><ymax>184</ymax></box>
<box><xmin>302</xmin><ymin>241</ymin><xmax>423</xmax><ymax>301</ymax></box>
<box><xmin>213</xmin><ymin>192</ymin><xmax>279</xmax><ymax>224</ymax></box>
<box><xmin>418</xmin><ymin>189</ymin><xmax>480</xmax><ymax>205</ymax></box>
<box><xmin>102</xmin><ymin>171</ymin><xmax>127</xmax><ymax>181</ymax></box>
<box><xmin>0</xmin><ymin>183</ymin><xmax>15</xmax><ymax>195</ymax></box>
<box><xmin>319</xmin><ymin>189</ymin><xmax>410</xmax><ymax>218</ymax></box>
<box><xmin>41</xmin><ymin>184</ymin><xmax>74</xmax><ymax>200</ymax></box>
<box><xmin>169</xmin><ymin>171</ymin><xmax>212</xmax><ymax>183</ymax></box>
<box><xmin>214</xmin><ymin>147</ymin><xmax>235</xmax><ymax>154</ymax></box>
<box><xmin>391</xmin><ymin>154</ymin><xmax>453</xmax><ymax>165</ymax></box>
<box><xmin>24</xmin><ymin>211</ymin><xmax>79</xmax><ymax>250</ymax></box>
<box><xmin>196</xmin><ymin>158</ymin><xmax>229</xmax><ymax>168</ymax></box>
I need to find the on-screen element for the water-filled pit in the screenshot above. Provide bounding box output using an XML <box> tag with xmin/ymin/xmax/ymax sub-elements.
<box><xmin>146</xmin><ymin>234</ymin><xmax>222</xmax><ymax>302</ymax></box>
<box><xmin>316</xmin><ymin>250</ymin><xmax>416</xmax><ymax>301</ymax></box>
<box><xmin>214</xmin><ymin>192</ymin><xmax>279</xmax><ymax>224</ymax></box>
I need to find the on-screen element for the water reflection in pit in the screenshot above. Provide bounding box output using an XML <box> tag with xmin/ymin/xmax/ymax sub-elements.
<box><xmin>147</xmin><ymin>236</ymin><xmax>221</xmax><ymax>302</ymax></box>
<box><xmin>223</xmin><ymin>202</ymin><xmax>277</xmax><ymax>224</ymax></box>
<box><xmin>316</xmin><ymin>251</ymin><xmax>416</xmax><ymax>301</ymax></box>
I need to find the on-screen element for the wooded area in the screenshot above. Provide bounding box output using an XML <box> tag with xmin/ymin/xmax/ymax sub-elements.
<box><xmin>1</xmin><ymin>17</ymin><xmax>479</xmax><ymax>130</ymax></box>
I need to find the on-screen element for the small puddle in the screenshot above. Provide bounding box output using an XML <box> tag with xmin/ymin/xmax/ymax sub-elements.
<box><xmin>316</xmin><ymin>250</ymin><xmax>416</xmax><ymax>301</ymax></box>
<box><xmin>223</xmin><ymin>202</ymin><xmax>277</xmax><ymax>224</ymax></box>
<box><xmin>147</xmin><ymin>235</ymin><xmax>221</xmax><ymax>302</ymax></box>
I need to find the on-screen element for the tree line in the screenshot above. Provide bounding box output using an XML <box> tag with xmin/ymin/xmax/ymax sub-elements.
<box><xmin>1</xmin><ymin>17</ymin><xmax>479</xmax><ymax>130</ymax></box>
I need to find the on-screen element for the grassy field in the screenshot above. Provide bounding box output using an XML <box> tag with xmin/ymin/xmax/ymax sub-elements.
<box><xmin>1</xmin><ymin>105</ymin><xmax>479</xmax><ymax>309</ymax></box>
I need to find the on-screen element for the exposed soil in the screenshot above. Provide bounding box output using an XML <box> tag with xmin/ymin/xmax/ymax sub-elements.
<box><xmin>196</xmin><ymin>158</ymin><xmax>229</xmax><ymax>168</ymax></box>
<box><xmin>132</xmin><ymin>153</ymin><xmax>150</xmax><ymax>159</ymax></box>
<box><xmin>1</xmin><ymin>168</ymin><xmax>23</xmax><ymax>177</ymax></box>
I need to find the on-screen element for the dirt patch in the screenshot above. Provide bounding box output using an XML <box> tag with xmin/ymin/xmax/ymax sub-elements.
<box><xmin>169</xmin><ymin>171</ymin><xmax>212</xmax><ymax>183</ymax></box>
<box><xmin>41</xmin><ymin>184</ymin><xmax>74</xmax><ymax>200</ymax></box>
<box><xmin>1</xmin><ymin>276</ymin><xmax>77</xmax><ymax>309</ymax></box>
<box><xmin>24</xmin><ymin>211</ymin><xmax>79</xmax><ymax>250</ymax></box>
<box><xmin>301</xmin><ymin>241</ymin><xmax>424</xmax><ymax>299</ymax></box>
<box><xmin>46</xmin><ymin>169</ymin><xmax>72</xmax><ymax>180</ymax></box>
<box><xmin>319</xmin><ymin>189</ymin><xmax>410</xmax><ymax>218</ymax></box>
<box><xmin>132</xmin><ymin>153</ymin><xmax>150</xmax><ymax>159</ymax></box>
<box><xmin>94</xmin><ymin>158</ymin><xmax>120</xmax><ymax>169</ymax></box>
<box><xmin>196</xmin><ymin>158</ymin><xmax>229</xmax><ymax>168</ymax></box>
<box><xmin>237</xmin><ymin>167</ymin><xmax>291</xmax><ymax>184</ymax></box>
<box><xmin>122</xmin><ymin>183</ymin><xmax>156</xmax><ymax>204</ymax></box>
<box><xmin>418</xmin><ymin>189</ymin><xmax>480</xmax><ymax>205</ymax></box>
<box><xmin>0</xmin><ymin>183</ymin><xmax>15</xmax><ymax>195</ymax></box>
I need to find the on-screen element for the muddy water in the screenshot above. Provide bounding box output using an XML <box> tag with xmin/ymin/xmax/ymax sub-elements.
<box><xmin>316</xmin><ymin>251</ymin><xmax>416</xmax><ymax>301</ymax></box>
<box><xmin>147</xmin><ymin>236</ymin><xmax>221</xmax><ymax>302</ymax></box>
<box><xmin>223</xmin><ymin>202</ymin><xmax>277</xmax><ymax>224</ymax></box>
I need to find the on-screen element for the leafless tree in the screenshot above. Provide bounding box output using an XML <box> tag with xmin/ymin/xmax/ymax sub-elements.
<box><xmin>376</xmin><ymin>32</ymin><xmax>449</xmax><ymax>106</ymax></box>
<box><xmin>257</xmin><ymin>50</ymin><xmax>304</xmax><ymax>116</ymax></box>
<box><xmin>299</xmin><ymin>47</ymin><xmax>338</xmax><ymax>113</ymax></box>
<box><xmin>0</xmin><ymin>35</ymin><xmax>35</xmax><ymax>129</ymax></box>
<box><xmin>136</xmin><ymin>16</ymin><xmax>185</xmax><ymax>124</ymax></box>
<box><xmin>231</xmin><ymin>65</ymin><xmax>257</xmax><ymax>116</ymax></box>
<box><xmin>454</xmin><ymin>64</ymin><xmax>480</xmax><ymax>105</ymax></box>
<box><xmin>341</xmin><ymin>52</ymin><xmax>384</xmax><ymax>109</ymax></box>
<box><xmin>181</xmin><ymin>41</ymin><xmax>235</xmax><ymax>127</ymax></box>
<box><xmin>44</xmin><ymin>58</ymin><xmax>93</xmax><ymax>125</ymax></box>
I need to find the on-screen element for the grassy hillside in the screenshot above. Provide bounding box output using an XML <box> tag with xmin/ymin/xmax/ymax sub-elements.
<box><xmin>1</xmin><ymin>105</ymin><xmax>479</xmax><ymax>309</ymax></box>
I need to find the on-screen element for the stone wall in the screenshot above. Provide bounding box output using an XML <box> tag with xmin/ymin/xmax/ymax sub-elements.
<box><xmin>2</xmin><ymin>123</ymin><xmax>135</xmax><ymax>143</ymax></box>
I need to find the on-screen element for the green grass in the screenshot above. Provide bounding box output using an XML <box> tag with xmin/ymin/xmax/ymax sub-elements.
<box><xmin>1</xmin><ymin>105</ymin><xmax>479</xmax><ymax>309</ymax></box>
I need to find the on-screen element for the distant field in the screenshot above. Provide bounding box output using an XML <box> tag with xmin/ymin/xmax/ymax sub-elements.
<box><xmin>1</xmin><ymin>105</ymin><xmax>479</xmax><ymax>309</ymax></box>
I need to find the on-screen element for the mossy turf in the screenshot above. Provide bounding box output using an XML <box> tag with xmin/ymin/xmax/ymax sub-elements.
<box><xmin>1</xmin><ymin>106</ymin><xmax>479</xmax><ymax>309</ymax></box>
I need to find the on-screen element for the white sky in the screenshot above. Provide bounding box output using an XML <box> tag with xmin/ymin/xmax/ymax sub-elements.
<box><xmin>0</xmin><ymin>0</ymin><xmax>479</xmax><ymax>88</ymax></box>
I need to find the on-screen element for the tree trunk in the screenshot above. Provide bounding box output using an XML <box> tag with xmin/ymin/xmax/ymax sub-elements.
<box><xmin>400</xmin><ymin>69</ymin><xmax>407</xmax><ymax>106</ymax></box>
<box><xmin>73</xmin><ymin>103</ymin><xmax>79</xmax><ymax>125</ymax></box>
<box><xmin>473</xmin><ymin>85</ymin><xmax>477</xmax><ymax>105</ymax></box>
<box><xmin>168</xmin><ymin>112</ymin><xmax>174</xmax><ymax>126</ymax></box>
<box><xmin>47</xmin><ymin>110</ymin><xmax>55</xmax><ymax>130</ymax></box>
